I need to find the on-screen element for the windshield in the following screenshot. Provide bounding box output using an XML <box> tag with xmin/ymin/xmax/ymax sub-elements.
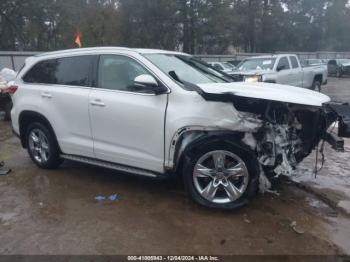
<box><xmin>237</xmin><ymin>58</ymin><xmax>276</xmax><ymax>71</ymax></box>
<box><xmin>144</xmin><ymin>54</ymin><xmax>230</xmax><ymax>84</ymax></box>
<box><xmin>308</xmin><ymin>59</ymin><xmax>323</xmax><ymax>65</ymax></box>
<box><xmin>221</xmin><ymin>62</ymin><xmax>232</xmax><ymax>69</ymax></box>
<box><xmin>338</xmin><ymin>59</ymin><xmax>350</xmax><ymax>64</ymax></box>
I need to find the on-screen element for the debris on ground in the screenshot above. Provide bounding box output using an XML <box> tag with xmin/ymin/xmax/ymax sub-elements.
<box><xmin>109</xmin><ymin>194</ymin><xmax>118</xmax><ymax>201</ymax></box>
<box><xmin>95</xmin><ymin>193</ymin><xmax>118</xmax><ymax>202</ymax></box>
<box><xmin>243</xmin><ymin>214</ymin><xmax>251</xmax><ymax>224</ymax></box>
<box><xmin>0</xmin><ymin>161</ymin><xmax>11</xmax><ymax>176</ymax></box>
<box><xmin>290</xmin><ymin>221</ymin><xmax>305</xmax><ymax>235</ymax></box>
<box><xmin>94</xmin><ymin>196</ymin><xmax>106</xmax><ymax>202</ymax></box>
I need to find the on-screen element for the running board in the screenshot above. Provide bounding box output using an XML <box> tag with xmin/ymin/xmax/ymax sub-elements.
<box><xmin>60</xmin><ymin>154</ymin><xmax>159</xmax><ymax>178</ymax></box>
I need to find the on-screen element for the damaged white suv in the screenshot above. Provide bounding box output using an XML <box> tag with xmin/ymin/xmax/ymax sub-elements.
<box><xmin>10</xmin><ymin>47</ymin><xmax>350</xmax><ymax>209</ymax></box>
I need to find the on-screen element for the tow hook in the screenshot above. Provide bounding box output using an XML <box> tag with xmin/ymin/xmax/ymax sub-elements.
<box><xmin>325</xmin><ymin>132</ymin><xmax>345</xmax><ymax>152</ymax></box>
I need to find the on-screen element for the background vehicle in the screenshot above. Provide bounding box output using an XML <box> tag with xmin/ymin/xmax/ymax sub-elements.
<box><xmin>10</xmin><ymin>47</ymin><xmax>348</xmax><ymax>210</ymax></box>
<box><xmin>231</xmin><ymin>54</ymin><xmax>328</xmax><ymax>91</ymax></box>
<box><xmin>327</xmin><ymin>59</ymin><xmax>350</xmax><ymax>77</ymax></box>
<box><xmin>227</xmin><ymin>60</ymin><xmax>242</xmax><ymax>67</ymax></box>
<box><xmin>301</xmin><ymin>59</ymin><xmax>325</xmax><ymax>67</ymax></box>
<box><xmin>208</xmin><ymin>62</ymin><xmax>235</xmax><ymax>74</ymax></box>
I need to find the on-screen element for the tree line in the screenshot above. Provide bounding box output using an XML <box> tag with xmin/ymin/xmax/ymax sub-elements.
<box><xmin>1</xmin><ymin>0</ymin><xmax>350</xmax><ymax>54</ymax></box>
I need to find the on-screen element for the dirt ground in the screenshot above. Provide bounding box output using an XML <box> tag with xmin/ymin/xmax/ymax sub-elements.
<box><xmin>0</xmin><ymin>78</ymin><xmax>350</xmax><ymax>256</ymax></box>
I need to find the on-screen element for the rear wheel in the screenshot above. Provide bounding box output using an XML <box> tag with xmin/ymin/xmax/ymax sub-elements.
<box><xmin>26</xmin><ymin>122</ymin><xmax>63</xmax><ymax>169</ymax></box>
<box><xmin>183</xmin><ymin>143</ymin><xmax>258</xmax><ymax>209</ymax></box>
<box><xmin>336</xmin><ymin>69</ymin><xmax>342</xmax><ymax>78</ymax></box>
<box><xmin>4</xmin><ymin>101</ymin><xmax>12</xmax><ymax>121</ymax></box>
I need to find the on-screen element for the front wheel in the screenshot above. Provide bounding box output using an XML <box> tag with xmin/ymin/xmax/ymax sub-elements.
<box><xmin>183</xmin><ymin>143</ymin><xmax>258</xmax><ymax>210</ymax></box>
<box><xmin>311</xmin><ymin>80</ymin><xmax>321</xmax><ymax>92</ymax></box>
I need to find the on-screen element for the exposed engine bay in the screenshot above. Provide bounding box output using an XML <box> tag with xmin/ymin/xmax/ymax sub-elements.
<box><xmin>184</xmin><ymin>82</ymin><xmax>349</xmax><ymax>186</ymax></box>
<box><xmin>235</xmin><ymin>97</ymin><xmax>346</xmax><ymax>183</ymax></box>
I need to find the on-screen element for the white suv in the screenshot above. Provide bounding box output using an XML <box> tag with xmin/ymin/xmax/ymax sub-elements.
<box><xmin>10</xmin><ymin>47</ymin><xmax>348</xmax><ymax>209</ymax></box>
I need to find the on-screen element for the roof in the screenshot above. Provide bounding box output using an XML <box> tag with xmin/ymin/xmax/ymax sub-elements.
<box><xmin>246</xmin><ymin>54</ymin><xmax>296</xmax><ymax>60</ymax></box>
<box><xmin>35</xmin><ymin>47</ymin><xmax>188</xmax><ymax>58</ymax></box>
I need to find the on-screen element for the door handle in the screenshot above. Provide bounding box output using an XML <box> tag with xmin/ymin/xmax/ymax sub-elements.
<box><xmin>90</xmin><ymin>99</ymin><xmax>106</xmax><ymax>107</ymax></box>
<box><xmin>41</xmin><ymin>92</ymin><xmax>52</xmax><ymax>99</ymax></box>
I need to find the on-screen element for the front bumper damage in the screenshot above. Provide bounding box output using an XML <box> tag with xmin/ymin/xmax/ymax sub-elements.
<box><xmin>186</xmin><ymin>82</ymin><xmax>350</xmax><ymax>192</ymax></box>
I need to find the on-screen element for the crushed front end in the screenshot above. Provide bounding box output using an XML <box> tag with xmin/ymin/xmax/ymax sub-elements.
<box><xmin>236</xmin><ymin>98</ymin><xmax>349</xmax><ymax>183</ymax></box>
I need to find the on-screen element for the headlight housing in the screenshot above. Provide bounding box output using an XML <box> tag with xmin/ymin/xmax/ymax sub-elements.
<box><xmin>244</xmin><ymin>75</ymin><xmax>262</xmax><ymax>83</ymax></box>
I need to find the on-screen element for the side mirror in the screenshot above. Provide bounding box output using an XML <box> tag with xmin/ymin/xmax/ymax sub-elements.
<box><xmin>134</xmin><ymin>74</ymin><xmax>167</xmax><ymax>95</ymax></box>
<box><xmin>276</xmin><ymin>65</ymin><xmax>286</xmax><ymax>72</ymax></box>
<box><xmin>134</xmin><ymin>74</ymin><xmax>159</xmax><ymax>88</ymax></box>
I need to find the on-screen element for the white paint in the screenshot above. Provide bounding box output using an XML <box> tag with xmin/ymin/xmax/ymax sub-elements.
<box><xmin>198</xmin><ymin>81</ymin><xmax>331</xmax><ymax>107</ymax></box>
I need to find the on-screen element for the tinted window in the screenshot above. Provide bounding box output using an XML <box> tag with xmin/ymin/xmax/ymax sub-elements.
<box><xmin>328</xmin><ymin>60</ymin><xmax>336</xmax><ymax>65</ymax></box>
<box><xmin>289</xmin><ymin>56</ymin><xmax>299</xmax><ymax>69</ymax></box>
<box><xmin>213</xmin><ymin>64</ymin><xmax>223</xmax><ymax>70</ymax></box>
<box><xmin>98</xmin><ymin>55</ymin><xmax>152</xmax><ymax>92</ymax></box>
<box><xmin>277</xmin><ymin>57</ymin><xmax>290</xmax><ymax>70</ymax></box>
<box><xmin>23</xmin><ymin>56</ymin><xmax>94</xmax><ymax>87</ymax></box>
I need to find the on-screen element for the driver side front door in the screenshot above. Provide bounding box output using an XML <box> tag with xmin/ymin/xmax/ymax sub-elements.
<box><xmin>89</xmin><ymin>54</ymin><xmax>168</xmax><ymax>173</ymax></box>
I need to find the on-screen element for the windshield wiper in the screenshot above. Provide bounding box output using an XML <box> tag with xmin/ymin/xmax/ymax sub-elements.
<box><xmin>175</xmin><ymin>55</ymin><xmax>232</xmax><ymax>82</ymax></box>
<box><xmin>169</xmin><ymin>71</ymin><xmax>183</xmax><ymax>84</ymax></box>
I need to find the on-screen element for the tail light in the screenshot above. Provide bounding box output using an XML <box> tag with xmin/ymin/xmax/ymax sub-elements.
<box><xmin>4</xmin><ymin>85</ymin><xmax>18</xmax><ymax>94</ymax></box>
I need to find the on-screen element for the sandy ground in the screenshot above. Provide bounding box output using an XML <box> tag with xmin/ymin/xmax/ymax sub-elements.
<box><xmin>0</xmin><ymin>78</ymin><xmax>350</xmax><ymax>256</ymax></box>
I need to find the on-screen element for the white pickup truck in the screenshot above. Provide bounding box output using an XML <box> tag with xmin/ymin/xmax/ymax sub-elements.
<box><xmin>231</xmin><ymin>54</ymin><xmax>328</xmax><ymax>91</ymax></box>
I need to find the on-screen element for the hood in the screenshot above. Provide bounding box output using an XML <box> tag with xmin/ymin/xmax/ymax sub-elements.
<box><xmin>197</xmin><ymin>82</ymin><xmax>330</xmax><ymax>107</ymax></box>
<box><xmin>230</xmin><ymin>69</ymin><xmax>273</xmax><ymax>76</ymax></box>
<box><xmin>340</xmin><ymin>62</ymin><xmax>350</xmax><ymax>67</ymax></box>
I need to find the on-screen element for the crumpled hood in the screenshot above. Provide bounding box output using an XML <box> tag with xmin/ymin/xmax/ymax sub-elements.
<box><xmin>340</xmin><ymin>62</ymin><xmax>350</xmax><ymax>67</ymax></box>
<box><xmin>197</xmin><ymin>82</ymin><xmax>331</xmax><ymax>107</ymax></box>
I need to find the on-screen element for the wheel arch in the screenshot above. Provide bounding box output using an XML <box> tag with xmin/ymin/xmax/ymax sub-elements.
<box><xmin>18</xmin><ymin>110</ymin><xmax>60</xmax><ymax>150</ymax></box>
<box><xmin>314</xmin><ymin>74</ymin><xmax>323</xmax><ymax>83</ymax></box>
<box><xmin>171</xmin><ymin>129</ymin><xmax>259</xmax><ymax>179</ymax></box>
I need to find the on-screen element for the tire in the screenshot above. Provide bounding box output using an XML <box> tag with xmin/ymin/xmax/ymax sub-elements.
<box><xmin>311</xmin><ymin>80</ymin><xmax>321</xmax><ymax>92</ymax></box>
<box><xmin>182</xmin><ymin>142</ymin><xmax>259</xmax><ymax>210</ymax></box>
<box><xmin>26</xmin><ymin>122</ymin><xmax>63</xmax><ymax>169</ymax></box>
<box><xmin>336</xmin><ymin>69</ymin><xmax>342</xmax><ymax>78</ymax></box>
<box><xmin>4</xmin><ymin>101</ymin><xmax>12</xmax><ymax>121</ymax></box>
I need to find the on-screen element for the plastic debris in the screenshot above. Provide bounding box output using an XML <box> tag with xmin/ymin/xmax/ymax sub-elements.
<box><xmin>95</xmin><ymin>193</ymin><xmax>118</xmax><ymax>202</ymax></box>
<box><xmin>0</xmin><ymin>161</ymin><xmax>11</xmax><ymax>176</ymax></box>
<box><xmin>94</xmin><ymin>196</ymin><xmax>106</xmax><ymax>202</ymax></box>
<box><xmin>243</xmin><ymin>214</ymin><xmax>251</xmax><ymax>224</ymax></box>
<box><xmin>108</xmin><ymin>194</ymin><xmax>118</xmax><ymax>201</ymax></box>
<box><xmin>290</xmin><ymin>221</ymin><xmax>305</xmax><ymax>235</ymax></box>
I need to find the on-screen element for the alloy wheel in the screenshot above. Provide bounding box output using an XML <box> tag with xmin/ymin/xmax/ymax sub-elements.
<box><xmin>28</xmin><ymin>129</ymin><xmax>50</xmax><ymax>164</ymax></box>
<box><xmin>193</xmin><ymin>150</ymin><xmax>249</xmax><ymax>204</ymax></box>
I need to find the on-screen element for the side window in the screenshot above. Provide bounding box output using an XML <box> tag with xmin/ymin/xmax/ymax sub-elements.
<box><xmin>276</xmin><ymin>57</ymin><xmax>290</xmax><ymax>71</ymax></box>
<box><xmin>54</xmin><ymin>56</ymin><xmax>93</xmax><ymax>86</ymax></box>
<box><xmin>98</xmin><ymin>55</ymin><xmax>152</xmax><ymax>92</ymax></box>
<box><xmin>23</xmin><ymin>60</ymin><xmax>58</xmax><ymax>84</ymax></box>
<box><xmin>23</xmin><ymin>56</ymin><xmax>94</xmax><ymax>87</ymax></box>
<box><xmin>213</xmin><ymin>64</ymin><xmax>223</xmax><ymax>70</ymax></box>
<box><xmin>289</xmin><ymin>56</ymin><xmax>299</xmax><ymax>69</ymax></box>
<box><xmin>328</xmin><ymin>60</ymin><xmax>336</xmax><ymax>66</ymax></box>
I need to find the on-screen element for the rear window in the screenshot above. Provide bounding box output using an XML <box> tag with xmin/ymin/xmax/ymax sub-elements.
<box><xmin>23</xmin><ymin>56</ymin><xmax>95</xmax><ymax>87</ymax></box>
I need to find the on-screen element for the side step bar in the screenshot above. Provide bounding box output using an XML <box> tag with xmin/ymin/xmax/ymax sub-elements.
<box><xmin>60</xmin><ymin>154</ymin><xmax>160</xmax><ymax>178</ymax></box>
